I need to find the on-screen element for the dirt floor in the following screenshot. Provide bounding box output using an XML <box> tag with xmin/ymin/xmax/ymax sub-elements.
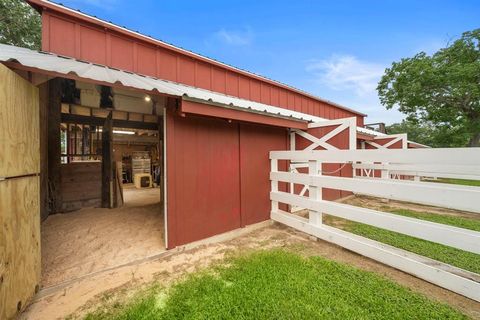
<box><xmin>23</xmin><ymin>222</ymin><xmax>480</xmax><ymax>320</ymax></box>
<box><xmin>40</xmin><ymin>186</ymin><xmax>165</xmax><ymax>288</ymax></box>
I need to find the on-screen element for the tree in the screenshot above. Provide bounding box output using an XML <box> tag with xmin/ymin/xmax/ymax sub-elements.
<box><xmin>386</xmin><ymin>119</ymin><xmax>469</xmax><ymax>148</ymax></box>
<box><xmin>378</xmin><ymin>29</ymin><xmax>480</xmax><ymax>147</ymax></box>
<box><xmin>0</xmin><ymin>0</ymin><xmax>41</xmax><ymax>50</ymax></box>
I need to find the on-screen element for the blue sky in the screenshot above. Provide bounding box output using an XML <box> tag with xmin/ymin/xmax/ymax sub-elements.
<box><xmin>58</xmin><ymin>0</ymin><xmax>479</xmax><ymax>124</ymax></box>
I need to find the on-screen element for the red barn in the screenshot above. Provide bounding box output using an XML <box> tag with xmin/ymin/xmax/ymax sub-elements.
<box><xmin>0</xmin><ymin>1</ymin><xmax>411</xmax><ymax>317</ymax></box>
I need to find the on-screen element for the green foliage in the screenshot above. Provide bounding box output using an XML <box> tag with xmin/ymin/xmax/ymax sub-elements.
<box><xmin>0</xmin><ymin>0</ymin><xmax>41</xmax><ymax>49</ymax></box>
<box><xmin>386</xmin><ymin>119</ymin><xmax>470</xmax><ymax>147</ymax></box>
<box><xmin>378</xmin><ymin>29</ymin><xmax>480</xmax><ymax>147</ymax></box>
<box><xmin>85</xmin><ymin>250</ymin><xmax>466</xmax><ymax>319</ymax></box>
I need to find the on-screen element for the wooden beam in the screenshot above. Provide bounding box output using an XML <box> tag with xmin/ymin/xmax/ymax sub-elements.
<box><xmin>47</xmin><ymin>78</ymin><xmax>62</xmax><ymax>213</ymax></box>
<box><xmin>101</xmin><ymin>113</ymin><xmax>113</xmax><ymax>208</ymax></box>
<box><xmin>181</xmin><ymin>99</ymin><xmax>308</xmax><ymax>130</ymax></box>
<box><xmin>60</xmin><ymin>113</ymin><xmax>159</xmax><ymax>130</ymax></box>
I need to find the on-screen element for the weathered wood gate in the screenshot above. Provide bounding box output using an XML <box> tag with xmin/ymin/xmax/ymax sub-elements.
<box><xmin>0</xmin><ymin>64</ymin><xmax>41</xmax><ymax>319</ymax></box>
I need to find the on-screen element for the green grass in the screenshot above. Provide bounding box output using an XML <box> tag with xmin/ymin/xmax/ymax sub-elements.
<box><xmin>85</xmin><ymin>250</ymin><xmax>466</xmax><ymax>320</ymax></box>
<box><xmin>386</xmin><ymin>208</ymin><xmax>480</xmax><ymax>232</ymax></box>
<box><xmin>426</xmin><ymin>178</ymin><xmax>480</xmax><ymax>187</ymax></box>
<box><xmin>343</xmin><ymin>221</ymin><xmax>480</xmax><ymax>274</ymax></box>
<box><xmin>324</xmin><ymin>206</ymin><xmax>480</xmax><ymax>274</ymax></box>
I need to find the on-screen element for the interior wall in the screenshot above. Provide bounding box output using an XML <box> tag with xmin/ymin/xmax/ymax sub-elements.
<box><xmin>60</xmin><ymin>162</ymin><xmax>102</xmax><ymax>212</ymax></box>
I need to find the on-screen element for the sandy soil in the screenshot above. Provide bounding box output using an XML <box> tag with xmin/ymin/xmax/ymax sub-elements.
<box><xmin>23</xmin><ymin>223</ymin><xmax>480</xmax><ymax>320</ymax></box>
<box><xmin>40</xmin><ymin>187</ymin><xmax>165</xmax><ymax>288</ymax></box>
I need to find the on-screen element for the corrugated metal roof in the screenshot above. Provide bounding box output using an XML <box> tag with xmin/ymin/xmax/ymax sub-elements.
<box><xmin>0</xmin><ymin>43</ymin><xmax>381</xmax><ymax>137</ymax></box>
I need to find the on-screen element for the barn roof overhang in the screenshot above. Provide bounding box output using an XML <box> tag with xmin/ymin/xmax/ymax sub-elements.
<box><xmin>0</xmin><ymin>43</ymin><xmax>382</xmax><ymax>135</ymax></box>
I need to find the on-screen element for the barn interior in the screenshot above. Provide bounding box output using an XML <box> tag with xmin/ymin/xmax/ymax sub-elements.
<box><xmin>39</xmin><ymin>77</ymin><xmax>167</xmax><ymax>287</ymax></box>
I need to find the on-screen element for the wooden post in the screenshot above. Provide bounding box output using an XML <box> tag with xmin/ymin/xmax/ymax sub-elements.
<box><xmin>101</xmin><ymin>112</ymin><xmax>113</xmax><ymax>208</ymax></box>
<box><xmin>39</xmin><ymin>82</ymin><xmax>49</xmax><ymax>221</ymax></box>
<box><xmin>271</xmin><ymin>159</ymin><xmax>279</xmax><ymax>212</ymax></box>
<box><xmin>47</xmin><ymin>78</ymin><xmax>62</xmax><ymax>213</ymax></box>
<box><xmin>308</xmin><ymin>160</ymin><xmax>322</xmax><ymax>225</ymax></box>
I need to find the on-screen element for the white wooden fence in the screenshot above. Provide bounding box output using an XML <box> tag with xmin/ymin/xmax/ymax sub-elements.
<box><xmin>270</xmin><ymin>147</ymin><xmax>480</xmax><ymax>301</ymax></box>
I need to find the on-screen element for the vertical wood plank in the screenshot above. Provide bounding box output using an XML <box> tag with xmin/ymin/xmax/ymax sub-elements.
<box><xmin>308</xmin><ymin>160</ymin><xmax>322</xmax><ymax>225</ymax></box>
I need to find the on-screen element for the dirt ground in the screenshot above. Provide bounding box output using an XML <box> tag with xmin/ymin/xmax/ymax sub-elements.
<box><xmin>40</xmin><ymin>186</ymin><xmax>165</xmax><ymax>288</ymax></box>
<box><xmin>23</xmin><ymin>222</ymin><xmax>480</xmax><ymax>320</ymax></box>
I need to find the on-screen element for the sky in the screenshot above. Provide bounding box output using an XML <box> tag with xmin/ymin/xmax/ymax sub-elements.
<box><xmin>56</xmin><ymin>0</ymin><xmax>479</xmax><ymax>124</ymax></box>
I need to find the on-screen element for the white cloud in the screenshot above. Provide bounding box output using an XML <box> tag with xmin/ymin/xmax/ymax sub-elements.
<box><xmin>212</xmin><ymin>27</ymin><xmax>254</xmax><ymax>46</ymax></box>
<box><xmin>306</xmin><ymin>55</ymin><xmax>404</xmax><ymax>124</ymax></box>
<box><xmin>306</xmin><ymin>55</ymin><xmax>384</xmax><ymax>97</ymax></box>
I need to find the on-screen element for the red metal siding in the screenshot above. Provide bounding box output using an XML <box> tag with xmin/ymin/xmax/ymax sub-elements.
<box><xmin>212</xmin><ymin>67</ymin><xmax>226</xmax><ymax>93</ymax></box>
<box><xmin>79</xmin><ymin>26</ymin><xmax>106</xmax><ymax>64</ymax></box>
<box><xmin>225</xmin><ymin>72</ymin><xmax>238</xmax><ymax>96</ymax></box>
<box><xmin>156</xmin><ymin>49</ymin><xmax>177</xmax><ymax>81</ymax></box>
<box><xmin>49</xmin><ymin>16</ymin><xmax>75</xmax><ymax>57</ymax></box>
<box><xmin>239</xmin><ymin>123</ymin><xmax>288</xmax><ymax>226</ymax></box>
<box><xmin>166</xmin><ymin>111</ymin><xmax>241</xmax><ymax>247</ymax></box>
<box><xmin>166</xmin><ymin>111</ymin><xmax>290</xmax><ymax>248</ymax></box>
<box><xmin>111</xmin><ymin>36</ymin><xmax>134</xmax><ymax>70</ymax></box>
<box><xmin>137</xmin><ymin>44</ymin><xmax>157</xmax><ymax>77</ymax></box>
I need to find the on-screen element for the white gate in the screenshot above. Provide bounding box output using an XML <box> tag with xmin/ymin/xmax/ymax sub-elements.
<box><xmin>270</xmin><ymin>147</ymin><xmax>480</xmax><ymax>302</ymax></box>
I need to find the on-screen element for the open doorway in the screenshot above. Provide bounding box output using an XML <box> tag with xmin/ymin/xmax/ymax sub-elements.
<box><xmin>40</xmin><ymin>79</ymin><xmax>167</xmax><ymax>288</ymax></box>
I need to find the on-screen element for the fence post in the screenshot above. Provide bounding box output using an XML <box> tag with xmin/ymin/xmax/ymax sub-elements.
<box><xmin>271</xmin><ymin>158</ymin><xmax>279</xmax><ymax>212</ymax></box>
<box><xmin>308</xmin><ymin>159</ymin><xmax>322</xmax><ymax>225</ymax></box>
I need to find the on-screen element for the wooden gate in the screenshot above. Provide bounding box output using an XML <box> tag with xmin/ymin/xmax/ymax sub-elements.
<box><xmin>0</xmin><ymin>64</ymin><xmax>41</xmax><ymax>319</ymax></box>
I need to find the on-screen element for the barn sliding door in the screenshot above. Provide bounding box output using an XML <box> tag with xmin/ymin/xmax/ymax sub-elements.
<box><xmin>0</xmin><ymin>64</ymin><xmax>41</xmax><ymax>319</ymax></box>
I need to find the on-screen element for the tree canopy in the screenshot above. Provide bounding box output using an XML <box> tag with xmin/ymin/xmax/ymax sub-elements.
<box><xmin>0</xmin><ymin>0</ymin><xmax>41</xmax><ymax>50</ymax></box>
<box><xmin>378</xmin><ymin>29</ymin><xmax>480</xmax><ymax>147</ymax></box>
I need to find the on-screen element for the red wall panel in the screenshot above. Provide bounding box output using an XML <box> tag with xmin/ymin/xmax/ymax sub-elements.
<box><xmin>167</xmin><ymin>112</ymin><xmax>241</xmax><ymax>247</ymax></box>
<box><xmin>137</xmin><ymin>44</ymin><xmax>157</xmax><ymax>77</ymax></box>
<box><xmin>49</xmin><ymin>16</ymin><xmax>75</xmax><ymax>57</ymax></box>
<box><xmin>156</xmin><ymin>48</ymin><xmax>177</xmax><ymax>81</ymax></box>
<box><xmin>195</xmin><ymin>62</ymin><xmax>211</xmax><ymax>90</ymax></box>
<box><xmin>238</xmin><ymin>76</ymin><xmax>250</xmax><ymax>100</ymax></box>
<box><xmin>79</xmin><ymin>26</ymin><xmax>106</xmax><ymax>64</ymax></box>
<box><xmin>260</xmin><ymin>83</ymin><xmax>271</xmax><ymax>104</ymax></box>
<box><xmin>226</xmin><ymin>72</ymin><xmax>239</xmax><ymax>96</ymax></box>
<box><xmin>239</xmin><ymin>123</ymin><xmax>288</xmax><ymax>225</ymax></box>
<box><xmin>111</xmin><ymin>36</ymin><xmax>134</xmax><ymax>70</ymax></box>
<box><xmin>212</xmin><ymin>67</ymin><xmax>226</xmax><ymax>93</ymax></box>
<box><xmin>166</xmin><ymin>110</ymin><xmax>290</xmax><ymax>248</ymax></box>
<box><xmin>250</xmin><ymin>80</ymin><xmax>261</xmax><ymax>101</ymax></box>
<box><xmin>178</xmin><ymin>57</ymin><xmax>195</xmax><ymax>86</ymax></box>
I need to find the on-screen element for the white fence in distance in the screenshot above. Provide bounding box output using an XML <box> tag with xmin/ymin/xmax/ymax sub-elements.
<box><xmin>270</xmin><ymin>147</ymin><xmax>480</xmax><ymax>302</ymax></box>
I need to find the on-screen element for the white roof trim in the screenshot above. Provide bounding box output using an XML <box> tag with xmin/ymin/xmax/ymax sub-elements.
<box><xmin>0</xmin><ymin>43</ymin><xmax>382</xmax><ymax>137</ymax></box>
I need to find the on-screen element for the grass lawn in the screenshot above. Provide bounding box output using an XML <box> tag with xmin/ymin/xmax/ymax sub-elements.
<box><xmin>324</xmin><ymin>205</ymin><xmax>480</xmax><ymax>274</ymax></box>
<box><xmin>425</xmin><ymin>178</ymin><xmax>480</xmax><ymax>187</ymax></box>
<box><xmin>84</xmin><ymin>250</ymin><xmax>467</xmax><ymax>320</ymax></box>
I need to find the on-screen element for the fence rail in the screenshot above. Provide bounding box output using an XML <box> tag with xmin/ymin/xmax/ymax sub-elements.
<box><xmin>270</xmin><ymin>147</ymin><xmax>480</xmax><ymax>302</ymax></box>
